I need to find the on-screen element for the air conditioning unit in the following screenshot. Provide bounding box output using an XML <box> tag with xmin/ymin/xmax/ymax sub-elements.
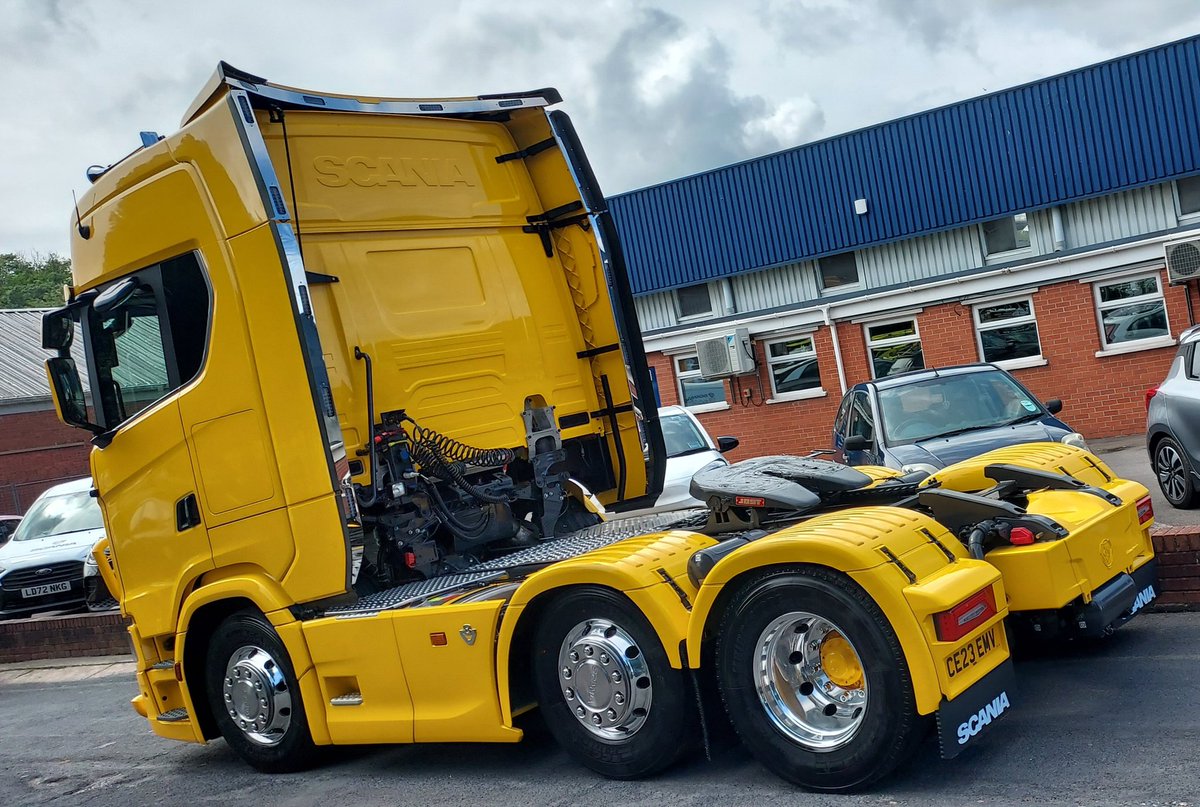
<box><xmin>695</xmin><ymin>328</ymin><xmax>756</xmax><ymax>378</ymax></box>
<box><xmin>1165</xmin><ymin>236</ymin><xmax>1200</xmax><ymax>285</ymax></box>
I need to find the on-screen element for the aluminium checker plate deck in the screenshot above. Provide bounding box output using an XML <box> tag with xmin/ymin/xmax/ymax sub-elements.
<box><xmin>325</xmin><ymin>510</ymin><xmax>707</xmax><ymax>618</ymax></box>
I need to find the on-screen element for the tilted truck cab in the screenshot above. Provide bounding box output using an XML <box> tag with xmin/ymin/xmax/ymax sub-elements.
<box><xmin>41</xmin><ymin>65</ymin><xmax>1148</xmax><ymax>792</ymax></box>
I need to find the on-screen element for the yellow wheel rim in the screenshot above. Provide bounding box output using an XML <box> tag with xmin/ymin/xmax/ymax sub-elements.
<box><xmin>819</xmin><ymin>632</ymin><xmax>864</xmax><ymax>691</ymax></box>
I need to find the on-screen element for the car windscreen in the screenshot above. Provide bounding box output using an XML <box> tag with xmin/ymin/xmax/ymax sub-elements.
<box><xmin>877</xmin><ymin>370</ymin><xmax>1045</xmax><ymax>446</ymax></box>
<box><xmin>661</xmin><ymin>413</ymin><xmax>711</xmax><ymax>458</ymax></box>
<box><xmin>12</xmin><ymin>490</ymin><xmax>103</xmax><ymax>541</ymax></box>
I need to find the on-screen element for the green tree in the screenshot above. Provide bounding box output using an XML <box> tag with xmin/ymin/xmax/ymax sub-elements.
<box><xmin>0</xmin><ymin>253</ymin><xmax>72</xmax><ymax>308</ymax></box>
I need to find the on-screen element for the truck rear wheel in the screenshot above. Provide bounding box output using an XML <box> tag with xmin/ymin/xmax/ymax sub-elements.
<box><xmin>205</xmin><ymin>610</ymin><xmax>318</xmax><ymax>772</ymax></box>
<box><xmin>715</xmin><ymin>567</ymin><xmax>922</xmax><ymax>792</ymax></box>
<box><xmin>532</xmin><ymin>587</ymin><xmax>696</xmax><ymax>779</ymax></box>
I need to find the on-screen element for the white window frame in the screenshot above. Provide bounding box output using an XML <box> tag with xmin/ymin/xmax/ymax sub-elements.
<box><xmin>674</xmin><ymin>354</ymin><xmax>729</xmax><ymax>413</ymax></box>
<box><xmin>817</xmin><ymin>252</ymin><xmax>862</xmax><ymax>294</ymax></box>
<box><xmin>980</xmin><ymin>212</ymin><xmax>1033</xmax><ymax>262</ymax></box>
<box><xmin>674</xmin><ymin>282</ymin><xmax>718</xmax><ymax>322</ymax></box>
<box><xmin>1092</xmin><ymin>272</ymin><xmax>1174</xmax><ymax>356</ymax></box>
<box><xmin>864</xmin><ymin>318</ymin><xmax>923</xmax><ymax>379</ymax></box>
<box><xmin>764</xmin><ymin>334</ymin><xmax>825</xmax><ymax>402</ymax></box>
<box><xmin>1174</xmin><ymin>176</ymin><xmax>1200</xmax><ymax>222</ymax></box>
<box><xmin>971</xmin><ymin>295</ymin><xmax>1046</xmax><ymax>370</ymax></box>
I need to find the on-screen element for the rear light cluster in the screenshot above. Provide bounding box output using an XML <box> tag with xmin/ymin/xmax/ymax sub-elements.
<box><xmin>1145</xmin><ymin>387</ymin><xmax>1159</xmax><ymax>411</ymax></box>
<box><xmin>1136</xmin><ymin>495</ymin><xmax>1154</xmax><ymax>526</ymax></box>
<box><xmin>934</xmin><ymin>586</ymin><xmax>998</xmax><ymax>642</ymax></box>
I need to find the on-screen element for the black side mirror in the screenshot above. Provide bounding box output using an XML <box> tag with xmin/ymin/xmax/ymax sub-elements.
<box><xmin>45</xmin><ymin>357</ymin><xmax>102</xmax><ymax>434</ymax></box>
<box><xmin>843</xmin><ymin>434</ymin><xmax>869</xmax><ymax>452</ymax></box>
<box><xmin>1045</xmin><ymin>398</ymin><xmax>1063</xmax><ymax>415</ymax></box>
<box><xmin>717</xmin><ymin>436</ymin><xmax>740</xmax><ymax>453</ymax></box>
<box><xmin>42</xmin><ymin>309</ymin><xmax>74</xmax><ymax>351</ymax></box>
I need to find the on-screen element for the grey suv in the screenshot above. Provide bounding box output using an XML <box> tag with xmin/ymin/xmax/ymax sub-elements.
<box><xmin>1147</xmin><ymin>324</ymin><xmax>1200</xmax><ymax>508</ymax></box>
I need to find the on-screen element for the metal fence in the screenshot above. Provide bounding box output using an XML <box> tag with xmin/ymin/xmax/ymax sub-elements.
<box><xmin>2</xmin><ymin>475</ymin><xmax>85</xmax><ymax>514</ymax></box>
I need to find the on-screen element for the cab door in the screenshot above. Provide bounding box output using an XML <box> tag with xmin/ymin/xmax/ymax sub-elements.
<box><xmin>86</xmin><ymin>257</ymin><xmax>215</xmax><ymax>638</ymax></box>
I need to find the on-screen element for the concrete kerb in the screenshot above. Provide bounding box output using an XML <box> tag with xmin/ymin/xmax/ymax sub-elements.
<box><xmin>0</xmin><ymin>654</ymin><xmax>136</xmax><ymax>685</ymax></box>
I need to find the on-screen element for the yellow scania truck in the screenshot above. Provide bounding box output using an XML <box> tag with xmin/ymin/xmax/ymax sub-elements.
<box><xmin>41</xmin><ymin>64</ymin><xmax>1155</xmax><ymax>792</ymax></box>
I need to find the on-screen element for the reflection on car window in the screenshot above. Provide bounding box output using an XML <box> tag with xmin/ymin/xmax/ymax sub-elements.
<box><xmin>877</xmin><ymin>370</ymin><xmax>1042</xmax><ymax>445</ymax></box>
<box><xmin>661</xmin><ymin>414</ymin><xmax>710</xmax><ymax>458</ymax></box>
<box><xmin>12</xmin><ymin>491</ymin><xmax>103</xmax><ymax>541</ymax></box>
<box><xmin>848</xmin><ymin>392</ymin><xmax>874</xmax><ymax>442</ymax></box>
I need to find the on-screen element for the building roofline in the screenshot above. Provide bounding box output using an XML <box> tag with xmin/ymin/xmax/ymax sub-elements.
<box><xmin>611</xmin><ymin>33</ymin><xmax>1200</xmax><ymax>202</ymax></box>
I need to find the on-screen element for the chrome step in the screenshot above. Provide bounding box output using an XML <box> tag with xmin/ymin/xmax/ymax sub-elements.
<box><xmin>330</xmin><ymin>692</ymin><xmax>363</xmax><ymax>707</ymax></box>
<box><xmin>149</xmin><ymin>660</ymin><xmax>174</xmax><ymax>670</ymax></box>
<box><xmin>157</xmin><ymin>708</ymin><xmax>188</xmax><ymax>723</ymax></box>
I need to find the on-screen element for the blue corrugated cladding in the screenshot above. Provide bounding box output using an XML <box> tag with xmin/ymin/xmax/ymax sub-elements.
<box><xmin>608</xmin><ymin>36</ymin><xmax>1200</xmax><ymax>296</ymax></box>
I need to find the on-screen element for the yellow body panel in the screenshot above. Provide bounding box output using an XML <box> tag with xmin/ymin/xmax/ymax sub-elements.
<box><xmin>930</xmin><ymin>443</ymin><xmax>1156</xmax><ymax>611</ymax></box>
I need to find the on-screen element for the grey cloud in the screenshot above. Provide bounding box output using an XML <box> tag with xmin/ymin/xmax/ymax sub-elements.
<box><xmin>583</xmin><ymin>8</ymin><xmax>825</xmax><ymax>192</ymax></box>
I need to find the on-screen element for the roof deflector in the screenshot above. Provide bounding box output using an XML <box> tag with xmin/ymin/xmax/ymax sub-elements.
<box><xmin>181</xmin><ymin>61</ymin><xmax>561</xmax><ymax>128</ymax></box>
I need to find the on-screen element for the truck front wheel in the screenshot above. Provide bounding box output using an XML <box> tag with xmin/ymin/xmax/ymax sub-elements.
<box><xmin>205</xmin><ymin>610</ymin><xmax>318</xmax><ymax>772</ymax></box>
<box><xmin>532</xmin><ymin>587</ymin><xmax>696</xmax><ymax>779</ymax></box>
<box><xmin>715</xmin><ymin>567</ymin><xmax>923</xmax><ymax>792</ymax></box>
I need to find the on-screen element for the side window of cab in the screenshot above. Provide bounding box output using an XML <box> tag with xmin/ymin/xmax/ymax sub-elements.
<box><xmin>85</xmin><ymin>253</ymin><xmax>211</xmax><ymax>430</ymax></box>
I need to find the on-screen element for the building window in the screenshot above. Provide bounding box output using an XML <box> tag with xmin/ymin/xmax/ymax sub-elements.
<box><xmin>675</xmin><ymin>283</ymin><xmax>714</xmax><ymax>320</ymax></box>
<box><xmin>675</xmin><ymin>355</ymin><xmax>728</xmax><ymax>409</ymax></box>
<box><xmin>982</xmin><ymin>213</ymin><xmax>1031</xmax><ymax>256</ymax></box>
<box><xmin>766</xmin><ymin>335</ymin><xmax>822</xmax><ymax>397</ymax></box>
<box><xmin>973</xmin><ymin>297</ymin><xmax>1042</xmax><ymax>366</ymax></box>
<box><xmin>865</xmin><ymin>319</ymin><xmax>924</xmax><ymax>378</ymax></box>
<box><xmin>818</xmin><ymin>252</ymin><xmax>859</xmax><ymax>290</ymax></box>
<box><xmin>1093</xmin><ymin>274</ymin><xmax>1170</xmax><ymax>349</ymax></box>
<box><xmin>1176</xmin><ymin>176</ymin><xmax>1200</xmax><ymax>218</ymax></box>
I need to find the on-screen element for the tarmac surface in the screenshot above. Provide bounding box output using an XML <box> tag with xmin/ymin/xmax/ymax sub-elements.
<box><xmin>1</xmin><ymin>613</ymin><xmax>1197</xmax><ymax>806</ymax></box>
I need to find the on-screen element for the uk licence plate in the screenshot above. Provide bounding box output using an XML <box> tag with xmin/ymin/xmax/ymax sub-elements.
<box><xmin>21</xmin><ymin>581</ymin><xmax>71</xmax><ymax>598</ymax></box>
<box><xmin>945</xmin><ymin>626</ymin><xmax>998</xmax><ymax>679</ymax></box>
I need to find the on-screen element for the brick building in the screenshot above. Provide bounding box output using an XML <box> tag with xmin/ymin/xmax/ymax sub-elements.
<box><xmin>610</xmin><ymin>37</ymin><xmax>1200</xmax><ymax>459</ymax></box>
<box><xmin>0</xmin><ymin>309</ymin><xmax>91</xmax><ymax>512</ymax></box>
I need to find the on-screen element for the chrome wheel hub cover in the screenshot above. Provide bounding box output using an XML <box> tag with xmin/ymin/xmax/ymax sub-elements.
<box><xmin>558</xmin><ymin>618</ymin><xmax>652</xmax><ymax>740</ymax></box>
<box><xmin>754</xmin><ymin>612</ymin><xmax>868</xmax><ymax>752</ymax></box>
<box><xmin>222</xmin><ymin>645</ymin><xmax>292</xmax><ymax>746</ymax></box>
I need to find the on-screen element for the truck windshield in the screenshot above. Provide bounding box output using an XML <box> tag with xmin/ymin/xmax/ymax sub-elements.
<box><xmin>877</xmin><ymin>370</ymin><xmax>1046</xmax><ymax>445</ymax></box>
<box><xmin>12</xmin><ymin>490</ymin><xmax>103</xmax><ymax>541</ymax></box>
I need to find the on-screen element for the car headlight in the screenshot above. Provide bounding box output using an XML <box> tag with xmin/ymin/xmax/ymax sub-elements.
<box><xmin>1061</xmin><ymin>432</ymin><xmax>1090</xmax><ymax>452</ymax></box>
<box><xmin>901</xmin><ymin>463</ymin><xmax>940</xmax><ymax>477</ymax></box>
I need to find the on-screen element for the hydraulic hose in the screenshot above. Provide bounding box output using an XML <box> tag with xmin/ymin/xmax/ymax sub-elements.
<box><xmin>967</xmin><ymin>526</ymin><xmax>987</xmax><ymax>560</ymax></box>
<box><xmin>354</xmin><ymin>346</ymin><xmax>380</xmax><ymax>508</ymax></box>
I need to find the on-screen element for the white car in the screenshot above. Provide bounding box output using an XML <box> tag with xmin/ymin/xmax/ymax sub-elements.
<box><xmin>616</xmin><ymin>406</ymin><xmax>739</xmax><ymax>518</ymax></box>
<box><xmin>0</xmin><ymin>478</ymin><xmax>106</xmax><ymax>618</ymax></box>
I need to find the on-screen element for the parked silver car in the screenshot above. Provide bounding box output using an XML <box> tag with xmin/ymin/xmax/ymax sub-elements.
<box><xmin>1146</xmin><ymin>324</ymin><xmax>1200</xmax><ymax>508</ymax></box>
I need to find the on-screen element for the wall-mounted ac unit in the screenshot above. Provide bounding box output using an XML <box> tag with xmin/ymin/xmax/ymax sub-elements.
<box><xmin>1165</xmin><ymin>236</ymin><xmax>1200</xmax><ymax>285</ymax></box>
<box><xmin>695</xmin><ymin>328</ymin><xmax>756</xmax><ymax>378</ymax></box>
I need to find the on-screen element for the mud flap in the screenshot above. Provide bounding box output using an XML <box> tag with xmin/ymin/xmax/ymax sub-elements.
<box><xmin>936</xmin><ymin>658</ymin><xmax>1017</xmax><ymax>759</ymax></box>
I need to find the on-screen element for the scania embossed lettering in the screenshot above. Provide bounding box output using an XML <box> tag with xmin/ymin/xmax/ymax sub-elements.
<box><xmin>42</xmin><ymin>64</ymin><xmax>1153</xmax><ymax>792</ymax></box>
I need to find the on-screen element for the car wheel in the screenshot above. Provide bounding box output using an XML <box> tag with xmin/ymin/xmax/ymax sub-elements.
<box><xmin>1153</xmin><ymin>436</ymin><xmax>1199</xmax><ymax>509</ymax></box>
<box><xmin>532</xmin><ymin>586</ymin><xmax>696</xmax><ymax>779</ymax></box>
<box><xmin>715</xmin><ymin>566</ymin><xmax>924</xmax><ymax>792</ymax></box>
<box><xmin>205</xmin><ymin>610</ymin><xmax>318</xmax><ymax>772</ymax></box>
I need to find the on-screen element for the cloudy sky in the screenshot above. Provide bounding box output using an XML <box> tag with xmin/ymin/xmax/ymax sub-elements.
<box><xmin>3</xmin><ymin>0</ymin><xmax>1200</xmax><ymax>257</ymax></box>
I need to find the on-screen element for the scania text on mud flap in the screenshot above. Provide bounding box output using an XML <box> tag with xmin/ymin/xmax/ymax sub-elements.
<box><xmin>41</xmin><ymin>64</ymin><xmax>1150</xmax><ymax>793</ymax></box>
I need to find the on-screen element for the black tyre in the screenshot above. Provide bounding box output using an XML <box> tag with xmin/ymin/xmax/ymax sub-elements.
<box><xmin>532</xmin><ymin>586</ymin><xmax>696</xmax><ymax>779</ymax></box>
<box><xmin>1153</xmin><ymin>436</ymin><xmax>1199</xmax><ymax>509</ymax></box>
<box><xmin>716</xmin><ymin>567</ymin><xmax>923</xmax><ymax>792</ymax></box>
<box><xmin>205</xmin><ymin>610</ymin><xmax>318</xmax><ymax>772</ymax></box>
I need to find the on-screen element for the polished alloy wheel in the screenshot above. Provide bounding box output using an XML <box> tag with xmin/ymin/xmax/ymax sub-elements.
<box><xmin>557</xmin><ymin>618</ymin><xmax>653</xmax><ymax>740</ymax></box>
<box><xmin>1156</xmin><ymin>442</ymin><xmax>1189</xmax><ymax>503</ymax></box>
<box><xmin>754</xmin><ymin>611</ymin><xmax>868</xmax><ymax>751</ymax></box>
<box><xmin>222</xmin><ymin>645</ymin><xmax>293</xmax><ymax>746</ymax></box>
